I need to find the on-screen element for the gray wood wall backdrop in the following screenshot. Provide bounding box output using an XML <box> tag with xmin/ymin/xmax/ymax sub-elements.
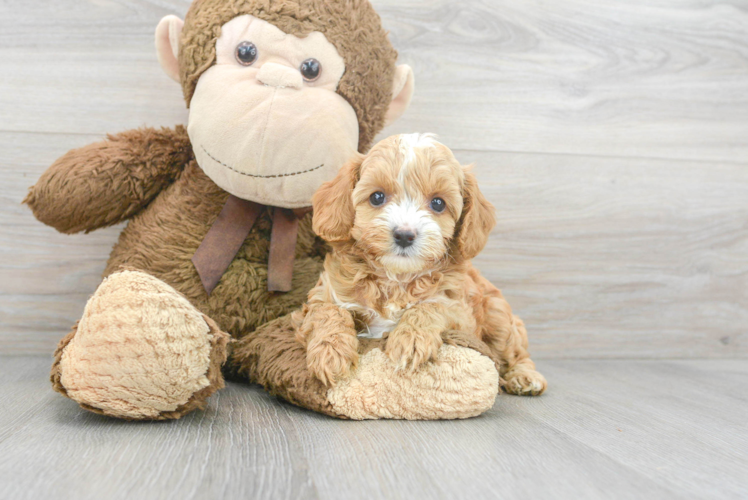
<box><xmin>1</xmin><ymin>0</ymin><xmax>746</xmax><ymax>358</ymax></box>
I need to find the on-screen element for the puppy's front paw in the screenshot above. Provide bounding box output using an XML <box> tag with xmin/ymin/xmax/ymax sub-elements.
<box><xmin>306</xmin><ymin>332</ymin><xmax>359</xmax><ymax>386</ymax></box>
<box><xmin>386</xmin><ymin>327</ymin><xmax>442</xmax><ymax>371</ymax></box>
<box><xmin>503</xmin><ymin>367</ymin><xmax>547</xmax><ymax>396</ymax></box>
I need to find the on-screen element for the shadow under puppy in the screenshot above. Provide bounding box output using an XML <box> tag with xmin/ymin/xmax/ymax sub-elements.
<box><xmin>293</xmin><ymin>134</ymin><xmax>546</xmax><ymax>395</ymax></box>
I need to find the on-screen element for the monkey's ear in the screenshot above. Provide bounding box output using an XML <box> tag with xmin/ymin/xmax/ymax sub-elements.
<box><xmin>456</xmin><ymin>171</ymin><xmax>496</xmax><ymax>261</ymax></box>
<box><xmin>312</xmin><ymin>154</ymin><xmax>364</xmax><ymax>242</ymax></box>
<box><xmin>384</xmin><ymin>65</ymin><xmax>415</xmax><ymax>127</ymax></box>
<box><xmin>155</xmin><ymin>15</ymin><xmax>184</xmax><ymax>83</ymax></box>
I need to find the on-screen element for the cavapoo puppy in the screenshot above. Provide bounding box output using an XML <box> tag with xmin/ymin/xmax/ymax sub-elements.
<box><xmin>293</xmin><ymin>133</ymin><xmax>546</xmax><ymax>396</ymax></box>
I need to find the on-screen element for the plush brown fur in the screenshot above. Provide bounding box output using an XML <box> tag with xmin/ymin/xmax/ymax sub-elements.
<box><xmin>100</xmin><ymin>130</ymin><xmax>327</xmax><ymax>337</ymax></box>
<box><xmin>179</xmin><ymin>0</ymin><xmax>398</xmax><ymax>151</ymax></box>
<box><xmin>26</xmin><ymin>126</ymin><xmax>325</xmax><ymax>340</ymax></box>
<box><xmin>51</xmin><ymin>313</ymin><xmax>230</xmax><ymax>420</ymax></box>
<box><xmin>297</xmin><ymin>135</ymin><xmax>547</xmax><ymax>394</ymax></box>
<box><xmin>227</xmin><ymin>313</ymin><xmax>342</xmax><ymax>417</ymax></box>
<box><xmin>25</xmin><ymin>0</ymin><xmax>399</xmax><ymax>340</ymax></box>
<box><xmin>26</xmin><ymin>0</ymin><xmax>501</xmax><ymax>419</ymax></box>
<box><xmin>25</xmin><ymin>0</ymin><xmax>401</xmax><ymax>419</ymax></box>
<box><xmin>24</xmin><ymin>127</ymin><xmax>192</xmax><ymax>234</ymax></box>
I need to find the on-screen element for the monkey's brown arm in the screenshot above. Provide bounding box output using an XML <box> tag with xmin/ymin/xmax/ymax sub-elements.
<box><xmin>24</xmin><ymin>126</ymin><xmax>191</xmax><ymax>234</ymax></box>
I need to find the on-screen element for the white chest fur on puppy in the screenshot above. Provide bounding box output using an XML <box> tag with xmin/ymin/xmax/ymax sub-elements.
<box><xmin>356</xmin><ymin>299</ymin><xmax>452</xmax><ymax>339</ymax></box>
<box><xmin>319</xmin><ymin>271</ymin><xmax>408</xmax><ymax>339</ymax></box>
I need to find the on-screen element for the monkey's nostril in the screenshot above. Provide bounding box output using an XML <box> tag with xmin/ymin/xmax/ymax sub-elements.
<box><xmin>393</xmin><ymin>229</ymin><xmax>416</xmax><ymax>248</ymax></box>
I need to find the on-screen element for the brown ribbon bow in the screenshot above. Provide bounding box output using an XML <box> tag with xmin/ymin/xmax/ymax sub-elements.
<box><xmin>192</xmin><ymin>195</ymin><xmax>311</xmax><ymax>295</ymax></box>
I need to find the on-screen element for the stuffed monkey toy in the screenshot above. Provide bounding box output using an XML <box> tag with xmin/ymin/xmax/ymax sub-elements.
<box><xmin>25</xmin><ymin>0</ymin><xmax>501</xmax><ymax>420</ymax></box>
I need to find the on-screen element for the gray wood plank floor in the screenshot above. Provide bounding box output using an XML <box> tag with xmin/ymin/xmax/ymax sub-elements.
<box><xmin>0</xmin><ymin>356</ymin><xmax>746</xmax><ymax>500</ymax></box>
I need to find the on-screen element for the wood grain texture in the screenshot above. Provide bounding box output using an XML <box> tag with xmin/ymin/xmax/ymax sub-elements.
<box><xmin>1</xmin><ymin>0</ymin><xmax>747</xmax><ymax>357</ymax></box>
<box><xmin>378</xmin><ymin>0</ymin><xmax>748</xmax><ymax>162</ymax></box>
<box><xmin>1</xmin><ymin>0</ymin><xmax>746</xmax><ymax>160</ymax></box>
<box><xmin>0</xmin><ymin>356</ymin><xmax>746</xmax><ymax>500</ymax></box>
<box><xmin>465</xmin><ymin>150</ymin><xmax>748</xmax><ymax>359</ymax></box>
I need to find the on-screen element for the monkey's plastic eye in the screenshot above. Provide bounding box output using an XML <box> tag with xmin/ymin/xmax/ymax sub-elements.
<box><xmin>430</xmin><ymin>197</ymin><xmax>446</xmax><ymax>213</ymax></box>
<box><xmin>370</xmin><ymin>191</ymin><xmax>386</xmax><ymax>207</ymax></box>
<box><xmin>300</xmin><ymin>58</ymin><xmax>321</xmax><ymax>81</ymax></box>
<box><xmin>236</xmin><ymin>42</ymin><xmax>258</xmax><ymax>66</ymax></box>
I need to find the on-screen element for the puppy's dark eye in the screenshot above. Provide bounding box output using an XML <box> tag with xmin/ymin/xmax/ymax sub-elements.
<box><xmin>430</xmin><ymin>197</ymin><xmax>446</xmax><ymax>213</ymax></box>
<box><xmin>236</xmin><ymin>42</ymin><xmax>258</xmax><ymax>66</ymax></box>
<box><xmin>370</xmin><ymin>191</ymin><xmax>386</xmax><ymax>207</ymax></box>
<box><xmin>300</xmin><ymin>58</ymin><xmax>321</xmax><ymax>81</ymax></box>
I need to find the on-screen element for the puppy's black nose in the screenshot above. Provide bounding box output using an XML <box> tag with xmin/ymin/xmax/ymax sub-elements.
<box><xmin>393</xmin><ymin>229</ymin><xmax>416</xmax><ymax>248</ymax></box>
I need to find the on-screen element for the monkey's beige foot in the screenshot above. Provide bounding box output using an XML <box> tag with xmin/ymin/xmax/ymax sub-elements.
<box><xmin>503</xmin><ymin>366</ymin><xmax>547</xmax><ymax>396</ymax></box>
<box><xmin>51</xmin><ymin>270</ymin><xmax>230</xmax><ymax>420</ymax></box>
<box><xmin>328</xmin><ymin>344</ymin><xmax>499</xmax><ymax>420</ymax></box>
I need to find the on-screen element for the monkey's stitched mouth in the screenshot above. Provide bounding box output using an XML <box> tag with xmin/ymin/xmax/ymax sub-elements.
<box><xmin>201</xmin><ymin>145</ymin><xmax>324</xmax><ymax>179</ymax></box>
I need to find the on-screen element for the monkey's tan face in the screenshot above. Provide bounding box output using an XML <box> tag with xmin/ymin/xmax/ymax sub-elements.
<box><xmin>188</xmin><ymin>15</ymin><xmax>359</xmax><ymax>208</ymax></box>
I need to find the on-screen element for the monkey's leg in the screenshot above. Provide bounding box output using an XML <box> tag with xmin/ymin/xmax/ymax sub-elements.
<box><xmin>227</xmin><ymin>316</ymin><xmax>500</xmax><ymax>420</ymax></box>
<box><xmin>51</xmin><ymin>270</ymin><xmax>230</xmax><ymax>420</ymax></box>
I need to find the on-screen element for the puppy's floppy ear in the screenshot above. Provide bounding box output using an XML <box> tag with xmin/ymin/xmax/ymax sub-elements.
<box><xmin>456</xmin><ymin>170</ymin><xmax>496</xmax><ymax>260</ymax></box>
<box><xmin>312</xmin><ymin>154</ymin><xmax>363</xmax><ymax>242</ymax></box>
